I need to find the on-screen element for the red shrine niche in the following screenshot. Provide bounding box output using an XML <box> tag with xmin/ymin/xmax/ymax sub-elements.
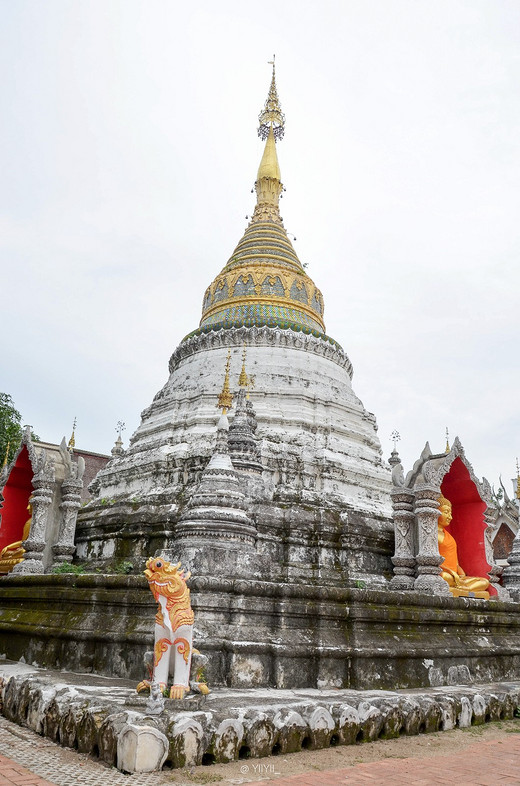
<box><xmin>440</xmin><ymin>456</ymin><xmax>494</xmax><ymax>595</ymax></box>
<box><xmin>0</xmin><ymin>445</ymin><xmax>33</xmax><ymax>552</ymax></box>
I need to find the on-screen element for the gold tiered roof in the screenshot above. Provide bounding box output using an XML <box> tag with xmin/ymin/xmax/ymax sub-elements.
<box><xmin>194</xmin><ymin>64</ymin><xmax>327</xmax><ymax>338</ymax></box>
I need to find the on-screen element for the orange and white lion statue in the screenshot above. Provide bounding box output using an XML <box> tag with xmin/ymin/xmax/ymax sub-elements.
<box><xmin>137</xmin><ymin>555</ymin><xmax>210</xmax><ymax>700</ymax></box>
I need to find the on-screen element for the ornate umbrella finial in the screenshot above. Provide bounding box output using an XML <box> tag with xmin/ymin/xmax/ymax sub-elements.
<box><xmin>68</xmin><ymin>417</ymin><xmax>77</xmax><ymax>453</ymax></box>
<box><xmin>258</xmin><ymin>55</ymin><xmax>285</xmax><ymax>141</ymax></box>
<box><xmin>390</xmin><ymin>430</ymin><xmax>401</xmax><ymax>451</ymax></box>
<box><xmin>389</xmin><ymin>430</ymin><xmax>401</xmax><ymax>466</ymax></box>
<box><xmin>516</xmin><ymin>457</ymin><xmax>520</xmax><ymax>500</ymax></box>
<box><xmin>217</xmin><ymin>350</ymin><xmax>233</xmax><ymax>414</ymax></box>
<box><xmin>112</xmin><ymin>421</ymin><xmax>126</xmax><ymax>457</ymax></box>
<box><xmin>445</xmin><ymin>426</ymin><xmax>450</xmax><ymax>454</ymax></box>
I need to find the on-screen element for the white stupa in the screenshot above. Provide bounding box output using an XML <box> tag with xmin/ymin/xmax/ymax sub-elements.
<box><xmin>77</xmin><ymin>64</ymin><xmax>393</xmax><ymax>587</ymax></box>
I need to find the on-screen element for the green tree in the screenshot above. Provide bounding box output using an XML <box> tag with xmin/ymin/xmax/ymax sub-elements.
<box><xmin>0</xmin><ymin>393</ymin><xmax>38</xmax><ymax>468</ymax></box>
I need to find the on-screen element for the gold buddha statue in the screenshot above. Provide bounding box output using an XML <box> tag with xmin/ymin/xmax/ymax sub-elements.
<box><xmin>0</xmin><ymin>501</ymin><xmax>32</xmax><ymax>576</ymax></box>
<box><xmin>437</xmin><ymin>494</ymin><xmax>490</xmax><ymax>599</ymax></box>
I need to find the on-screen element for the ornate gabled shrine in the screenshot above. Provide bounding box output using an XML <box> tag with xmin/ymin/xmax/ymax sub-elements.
<box><xmin>389</xmin><ymin>437</ymin><xmax>509</xmax><ymax>600</ymax></box>
<box><xmin>0</xmin><ymin>428</ymin><xmax>87</xmax><ymax>573</ymax></box>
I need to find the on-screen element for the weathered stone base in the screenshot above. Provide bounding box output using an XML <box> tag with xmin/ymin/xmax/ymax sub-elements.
<box><xmin>1</xmin><ymin>662</ymin><xmax>520</xmax><ymax>773</ymax></box>
<box><xmin>2</xmin><ymin>574</ymin><xmax>520</xmax><ymax>691</ymax></box>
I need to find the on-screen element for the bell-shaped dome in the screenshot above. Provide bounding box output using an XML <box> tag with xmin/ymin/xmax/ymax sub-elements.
<box><xmin>197</xmin><ymin>67</ymin><xmax>326</xmax><ymax>337</ymax></box>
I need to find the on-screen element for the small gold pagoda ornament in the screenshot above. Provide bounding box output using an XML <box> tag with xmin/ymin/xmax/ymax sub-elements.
<box><xmin>238</xmin><ymin>345</ymin><xmax>255</xmax><ymax>399</ymax></box>
<box><xmin>68</xmin><ymin>417</ymin><xmax>77</xmax><ymax>453</ymax></box>
<box><xmin>217</xmin><ymin>350</ymin><xmax>233</xmax><ymax>414</ymax></box>
<box><xmin>516</xmin><ymin>458</ymin><xmax>520</xmax><ymax>500</ymax></box>
<box><xmin>445</xmin><ymin>427</ymin><xmax>450</xmax><ymax>454</ymax></box>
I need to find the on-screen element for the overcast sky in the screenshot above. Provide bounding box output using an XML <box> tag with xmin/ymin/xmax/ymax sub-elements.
<box><xmin>1</xmin><ymin>1</ymin><xmax>519</xmax><ymax>490</ymax></box>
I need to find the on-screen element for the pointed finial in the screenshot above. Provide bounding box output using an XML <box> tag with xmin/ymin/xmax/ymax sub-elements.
<box><xmin>258</xmin><ymin>56</ymin><xmax>285</xmax><ymax>141</ymax></box>
<box><xmin>445</xmin><ymin>427</ymin><xmax>450</xmax><ymax>454</ymax></box>
<box><xmin>389</xmin><ymin>430</ymin><xmax>401</xmax><ymax>466</ymax></box>
<box><xmin>238</xmin><ymin>344</ymin><xmax>249</xmax><ymax>388</ymax></box>
<box><xmin>516</xmin><ymin>457</ymin><xmax>520</xmax><ymax>500</ymax></box>
<box><xmin>112</xmin><ymin>421</ymin><xmax>126</xmax><ymax>457</ymax></box>
<box><xmin>2</xmin><ymin>440</ymin><xmax>10</xmax><ymax>470</ymax></box>
<box><xmin>217</xmin><ymin>350</ymin><xmax>233</xmax><ymax>414</ymax></box>
<box><xmin>68</xmin><ymin>417</ymin><xmax>77</xmax><ymax>453</ymax></box>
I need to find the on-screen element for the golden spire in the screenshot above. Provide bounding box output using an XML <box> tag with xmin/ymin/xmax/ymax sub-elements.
<box><xmin>254</xmin><ymin>59</ymin><xmax>284</xmax><ymax>216</ymax></box>
<box><xmin>516</xmin><ymin>458</ymin><xmax>520</xmax><ymax>500</ymax></box>
<box><xmin>445</xmin><ymin>427</ymin><xmax>450</xmax><ymax>454</ymax></box>
<box><xmin>194</xmin><ymin>59</ymin><xmax>327</xmax><ymax>340</ymax></box>
<box><xmin>238</xmin><ymin>345</ymin><xmax>249</xmax><ymax>388</ymax></box>
<box><xmin>217</xmin><ymin>350</ymin><xmax>233</xmax><ymax>414</ymax></box>
<box><xmin>68</xmin><ymin>417</ymin><xmax>77</xmax><ymax>453</ymax></box>
<box><xmin>237</xmin><ymin>345</ymin><xmax>256</xmax><ymax>399</ymax></box>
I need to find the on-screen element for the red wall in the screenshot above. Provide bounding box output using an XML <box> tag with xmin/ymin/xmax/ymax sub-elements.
<box><xmin>441</xmin><ymin>457</ymin><xmax>495</xmax><ymax>595</ymax></box>
<box><xmin>0</xmin><ymin>446</ymin><xmax>34</xmax><ymax>552</ymax></box>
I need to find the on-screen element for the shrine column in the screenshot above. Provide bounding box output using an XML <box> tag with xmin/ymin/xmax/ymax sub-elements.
<box><xmin>12</xmin><ymin>466</ymin><xmax>54</xmax><ymax>575</ymax></box>
<box><xmin>414</xmin><ymin>484</ymin><xmax>451</xmax><ymax>596</ymax></box>
<box><xmin>389</xmin><ymin>488</ymin><xmax>416</xmax><ymax>590</ymax></box>
<box><xmin>53</xmin><ymin>477</ymin><xmax>83</xmax><ymax>566</ymax></box>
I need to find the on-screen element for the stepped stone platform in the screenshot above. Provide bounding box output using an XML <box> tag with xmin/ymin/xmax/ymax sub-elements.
<box><xmin>1</xmin><ymin>660</ymin><xmax>520</xmax><ymax>774</ymax></box>
<box><xmin>3</xmin><ymin>574</ymin><xmax>520</xmax><ymax>691</ymax></box>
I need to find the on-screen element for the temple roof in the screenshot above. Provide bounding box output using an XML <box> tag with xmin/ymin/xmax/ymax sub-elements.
<box><xmin>196</xmin><ymin>64</ymin><xmax>327</xmax><ymax>338</ymax></box>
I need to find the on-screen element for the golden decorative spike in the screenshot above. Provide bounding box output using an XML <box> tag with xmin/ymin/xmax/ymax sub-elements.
<box><xmin>217</xmin><ymin>350</ymin><xmax>233</xmax><ymax>413</ymax></box>
<box><xmin>68</xmin><ymin>417</ymin><xmax>77</xmax><ymax>453</ymax></box>
<box><xmin>258</xmin><ymin>56</ymin><xmax>285</xmax><ymax>141</ymax></box>
<box><xmin>238</xmin><ymin>345</ymin><xmax>249</xmax><ymax>388</ymax></box>
<box><xmin>516</xmin><ymin>458</ymin><xmax>520</xmax><ymax>500</ymax></box>
<box><xmin>445</xmin><ymin>427</ymin><xmax>450</xmax><ymax>454</ymax></box>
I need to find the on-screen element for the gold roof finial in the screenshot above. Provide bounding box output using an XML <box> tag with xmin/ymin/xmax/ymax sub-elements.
<box><xmin>217</xmin><ymin>350</ymin><xmax>233</xmax><ymax>414</ymax></box>
<box><xmin>253</xmin><ymin>59</ymin><xmax>285</xmax><ymax>217</ymax></box>
<box><xmin>258</xmin><ymin>55</ymin><xmax>285</xmax><ymax>141</ymax></box>
<box><xmin>445</xmin><ymin>427</ymin><xmax>450</xmax><ymax>454</ymax></box>
<box><xmin>516</xmin><ymin>457</ymin><xmax>520</xmax><ymax>500</ymax></box>
<box><xmin>68</xmin><ymin>417</ymin><xmax>77</xmax><ymax>453</ymax></box>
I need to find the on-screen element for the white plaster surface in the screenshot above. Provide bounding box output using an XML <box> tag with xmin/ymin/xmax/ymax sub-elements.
<box><xmin>117</xmin><ymin>723</ymin><xmax>169</xmax><ymax>773</ymax></box>
<box><xmin>92</xmin><ymin>330</ymin><xmax>392</xmax><ymax>517</ymax></box>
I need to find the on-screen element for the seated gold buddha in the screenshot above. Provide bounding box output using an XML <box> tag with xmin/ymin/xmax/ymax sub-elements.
<box><xmin>438</xmin><ymin>494</ymin><xmax>490</xmax><ymax>599</ymax></box>
<box><xmin>0</xmin><ymin>502</ymin><xmax>31</xmax><ymax>576</ymax></box>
